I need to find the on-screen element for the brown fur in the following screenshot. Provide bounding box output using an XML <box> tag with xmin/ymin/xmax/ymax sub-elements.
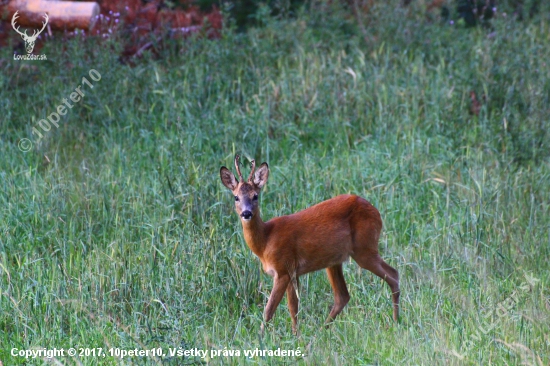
<box><xmin>220</xmin><ymin>157</ymin><xmax>399</xmax><ymax>333</ymax></box>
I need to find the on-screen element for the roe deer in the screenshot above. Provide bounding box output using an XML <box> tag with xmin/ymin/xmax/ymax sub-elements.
<box><xmin>220</xmin><ymin>155</ymin><xmax>399</xmax><ymax>333</ymax></box>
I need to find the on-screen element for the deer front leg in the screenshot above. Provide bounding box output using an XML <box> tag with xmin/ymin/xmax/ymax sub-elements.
<box><xmin>262</xmin><ymin>274</ymin><xmax>290</xmax><ymax>332</ymax></box>
<box><xmin>286</xmin><ymin>275</ymin><xmax>299</xmax><ymax>335</ymax></box>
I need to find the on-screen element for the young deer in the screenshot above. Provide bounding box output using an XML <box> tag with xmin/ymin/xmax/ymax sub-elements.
<box><xmin>220</xmin><ymin>155</ymin><xmax>399</xmax><ymax>333</ymax></box>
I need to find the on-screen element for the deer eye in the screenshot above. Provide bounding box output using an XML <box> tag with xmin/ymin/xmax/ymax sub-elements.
<box><xmin>253</xmin><ymin>194</ymin><xmax>258</xmax><ymax>201</ymax></box>
<box><xmin>234</xmin><ymin>196</ymin><xmax>239</xmax><ymax>201</ymax></box>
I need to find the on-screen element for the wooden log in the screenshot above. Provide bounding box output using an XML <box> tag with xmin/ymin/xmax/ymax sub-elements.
<box><xmin>8</xmin><ymin>0</ymin><xmax>100</xmax><ymax>31</ymax></box>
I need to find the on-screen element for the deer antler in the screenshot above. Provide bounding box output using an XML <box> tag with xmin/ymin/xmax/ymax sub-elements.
<box><xmin>12</xmin><ymin>12</ymin><xmax>49</xmax><ymax>40</ymax></box>
<box><xmin>11</xmin><ymin>11</ymin><xmax>26</xmax><ymax>37</ymax></box>
<box><xmin>34</xmin><ymin>13</ymin><xmax>49</xmax><ymax>38</ymax></box>
<box><xmin>247</xmin><ymin>159</ymin><xmax>256</xmax><ymax>183</ymax></box>
<box><xmin>234</xmin><ymin>155</ymin><xmax>244</xmax><ymax>182</ymax></box>
<box><xmin>28</xmin><ymin>13</ymin><xmax>48</xmax><ymax>40</ymax></box>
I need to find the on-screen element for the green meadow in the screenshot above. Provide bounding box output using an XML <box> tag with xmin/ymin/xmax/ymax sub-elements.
<box><xmin>1</xmin><ymin>1</ymin><xmax>549</xmax><ymax>364</ymax></box>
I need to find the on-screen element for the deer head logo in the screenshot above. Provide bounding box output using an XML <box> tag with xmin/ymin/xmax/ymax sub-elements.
<box><xmin>11</xmin><ymin>11</ymin><xmax>49</xmax><ymax>54</ymax></box>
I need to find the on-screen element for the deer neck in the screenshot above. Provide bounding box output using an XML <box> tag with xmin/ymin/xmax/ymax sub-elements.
<box><xmin>241</xmin><ymin>214</ymin><xmax>267</xmax><ymax>258</ymax></box>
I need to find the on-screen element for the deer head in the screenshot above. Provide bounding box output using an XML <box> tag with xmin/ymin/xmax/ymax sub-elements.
<box><xmin>220</xmin><ymin>155</ymin><xmax>269</xmax><ymax>222</ymax></box>
<box><xmin>12</xmin><ymin>11</ymin><xmax>49</xmax><ymax>54</ymax></box>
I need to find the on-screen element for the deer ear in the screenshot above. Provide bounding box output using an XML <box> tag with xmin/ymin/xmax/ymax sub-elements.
<box><xmin>220</xmin><ymin>167</ymin><xmax>238</xmax><ymax>190</ymax></box>
<box><xmin>253</xmin><ymin>163</ymin><xmax>269</xmax><ymax>189</ymax></box>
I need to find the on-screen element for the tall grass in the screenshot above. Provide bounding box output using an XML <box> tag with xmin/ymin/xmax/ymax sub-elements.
<box><xmin>1</xmin><ymin>1</ymin><xmax>549</xmax><ymax>364</ymax></box>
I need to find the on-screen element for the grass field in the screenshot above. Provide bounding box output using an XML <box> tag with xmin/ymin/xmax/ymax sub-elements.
<box><xmin>1</xmin><ymin>1</ymin><xmax>549</xmax><ymax>364</ymax></box>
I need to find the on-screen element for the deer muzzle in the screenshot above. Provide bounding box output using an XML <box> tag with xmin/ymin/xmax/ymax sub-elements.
<box><xmin>240</xmin><ymin>210</ymin><xmax>253</xmax><ymax>220</ymax></box>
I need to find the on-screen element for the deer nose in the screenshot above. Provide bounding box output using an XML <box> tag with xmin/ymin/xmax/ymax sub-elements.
<box><xmin>241</xmin><ymin>210</ymin><xmax>253</xmax><ymax>220</ymax></box>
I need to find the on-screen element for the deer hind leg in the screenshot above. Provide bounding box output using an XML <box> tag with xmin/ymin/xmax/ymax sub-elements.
<box><xmin>353</xmin><ymin>252</ymin><xmax>400</xmax><ymax>322</ymax></box>
<box><xmin>325</xmin><ymin>264</ymin><xmax>350</xmax><ymax>325</ymax></box>
<box><xmin>286</xmin><ymin>275</ymin><xmax>299</xmax><ymax>334</ymax></box>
